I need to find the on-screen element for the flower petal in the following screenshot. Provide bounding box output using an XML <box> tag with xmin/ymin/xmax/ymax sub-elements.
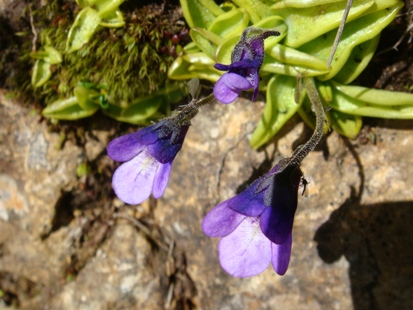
<box><xmin>213</xmin><ymin>73</ymin><xmax>252</xmax><ymax>104</ymax></box>
<box><xmin>214</xmin><ymin>63</ymin><xmax>232</xmax><ymax>71</ymax></box>
<box><xmin>152</xmin><ymin>162</ymin><xmax>172</xmax><ymax>198</ymax></box>
<box><xmin>112</xmin><ymin>151</ymin><xmax>159</xmax><ymax>205</ymax></box>
<box><xmin>202</xmin><ymin>200</ymin><xmax>245</xmax><ymax>237</ymax></box>
<box><xmin>107</xmin><ymin>124</ymin><xmax>160</xmax><ymax>162</ymax></box>
<box><xmin>221</xmin><ymin>72</ymin><xmax>253</xmax><ymax>92</ymax></box>
<box><xmin>259</xmin><ymin>204</ymin><xmax>295</xmax><ymax>245</ymax></box>
<box><xmin>218</xmin><ymin>217</ymin><xmax>271</xmax><ymax>277</ymax></box>
<box><xmin>260</xmin><ymin>166</ymin><xmax>301</xmax><ymax>244</ymax></box>
<box><xmin>213</xmin><ymin>81</ymin><xmax>239</xmax><ymax>104</ymax></box>
<box><xmin>107</xmin><ymin>133</ymin><xmax>146</xmax><ymax>162</ymax></box>
<box><xmin>227</xmin><ymin>179</ymin><xmax>266</xmax><ymax>217</ymax></box>
<box><xmin>226</xmin><ymin>59</ymin><xmax>258</xmax><ymax>69</ymax></box>
<box><xmin>147</xmin><ymin>125</ymin><xmax>189</xmax><ymax>164</ymax></box>
<box><xmin>271</xmin><ymin>233</ymin><xmax>292</xmax><ymax>276</ymax></box>
<box><xmin>251</xmin><ymin>71</ymin><xmax>260</xmax><ymax>101</ymax></box>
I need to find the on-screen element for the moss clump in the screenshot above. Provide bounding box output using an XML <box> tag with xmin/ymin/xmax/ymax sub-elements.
<box><xmin>2</xmin><ymin>0</ymin><xmax>190</xmax><ymax>121</ymax></box>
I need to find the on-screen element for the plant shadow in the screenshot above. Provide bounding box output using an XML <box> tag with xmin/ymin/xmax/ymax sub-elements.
<box><xmin>314</xmin><ymin>138</ymin><xmax>413</xmax><ymax>309</ymax></box>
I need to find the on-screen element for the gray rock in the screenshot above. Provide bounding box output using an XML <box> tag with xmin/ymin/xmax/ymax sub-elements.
<box><xmin>1</xmin><ymin>89</ymin><xmax>413</xmax><ymax>309</ymax></box>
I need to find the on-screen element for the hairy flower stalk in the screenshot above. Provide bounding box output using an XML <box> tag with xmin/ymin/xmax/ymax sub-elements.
<box><xmin>278</xmin><ymin>77</ymin><xmax>326</xmax><ymax>172</ymax></box>
<box><xmin>203</xmin><ymin>77</ymin><xmax>326</xmax><ymax>277</ymax></box>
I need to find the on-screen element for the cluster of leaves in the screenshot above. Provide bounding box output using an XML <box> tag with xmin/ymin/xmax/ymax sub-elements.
<box><xmin>169</xmin><ymin>0</ymin><xmax>413</xmax><ymax>148</ymax></box>
<box><xmin>25</xmin><ymin>0</ymin><xmax>189</xmax><ymax>124</ymax></box>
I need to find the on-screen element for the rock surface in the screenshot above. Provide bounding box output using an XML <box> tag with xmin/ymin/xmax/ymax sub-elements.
<box><xmin>1</xmin><ymin>89</ymin><xmax>413</xmax><ymax>309</ymax></box>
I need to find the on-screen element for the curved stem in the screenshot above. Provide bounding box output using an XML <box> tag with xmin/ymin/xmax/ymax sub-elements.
<box><xmin>274</xmin><ymin>77</ymin><xmax>325</xmax><ymax>174</ymax></box>
<box><xmin>289</xmin><ymin>77</ymin><xmax>325</xmax><ymax>165</ymax></box>
<box><xmin>327</xmin><ymin>0</ymin><xmax>353</xmax><ymax>68</ymax></box>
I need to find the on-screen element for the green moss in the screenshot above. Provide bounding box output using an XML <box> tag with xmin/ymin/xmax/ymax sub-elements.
<box><xmin>4</xmin><ymin>0</ymin><xmax>189</xmax><ymax>120</ymax></box>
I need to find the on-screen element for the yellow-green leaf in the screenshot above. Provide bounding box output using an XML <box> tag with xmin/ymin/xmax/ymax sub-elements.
<box><xmin>273</xmin><ymin>0</ymin><xmax>374</xmax><ymax>48</ymax></box>
<box><xmin>331</xmin><ymin>81</ymin><xmax>413</xmax><ymax>106</ymax></box>
<box><xmin>272</xmin><ymin>0</ymin><xmax>343</xmax><ymax>9</ymax></box>
<box><xmin>42</xmin><ymin>97</ymin><xmax>98</xmax><ymax>120</ymax></box>
<box><xmin>327</xmin><ymin>109</ymin><xmax>362</xmax><ymax>138</ymax></box>
<box><xmin>74</xmin><ymin>85</ymin><xmax>100</xmax><ymax>111</ymax></box>
<box><xmin>208</xmin><ymin>8</ymin><xmax>249</xmax><ymax>38</ymax></box>
<box><xmin>262</xmin><ymin>55</ymin><xmax>329</xmax><ymax>77</ymax></box>
<box><xmin>329</xmin><ymin>83</ymin><xmax>413</xmax><ymax>118</ymax></box>
<box><xmin>301</xmin><ymin>4</ymin><xmax>402</xmax><ymax>80</ymax></box>
<box><xmin>99</xmin><ymin>9</ymin><xmax>125</xmax><ymax>27</ymax></box>
<box><xmin>334</xmin><ymin>35</ymin><xmax>380</xmax><ymax>84</ymax></box>
<box><xmin>267</xmin><ymin>44</ymin><xmax>328</xmax><ymax>71</ymax></box>
<box><xmin>180</xmin><ymin>0</ymin><xmax>224</xmax><ymax>29</ymax></box>
<box><xmin>93</xmin><ymin>0</ymin><xmax>124</xmax><ymax>18</ymax></box>
<box><xmin>232</xmin><ymin>0</ymin><xmax>273</xmax><ymax>23</ymax></box>
<box><xmin>190</xmin><ymin>28</ymin><xmax>223</xmax><ymax>59</ymax></box>
<box><xmin>66</xmin><ymin>7</ymin><xmax>102</xmax><ymax>53</ymax></box>
<box><xmin>168</xmin><ymin>53</ymin><xmax>219</xmax><ymax>81</ymax></box>
<box><xmin>31</xmin><ymin>60</ymin><xmax>52</xmax><ymax>88</ymax></box>
<box><xmin>250</xmin><ymin>75</ymin><xmax>303</xmax><ymax>149</ymax></box>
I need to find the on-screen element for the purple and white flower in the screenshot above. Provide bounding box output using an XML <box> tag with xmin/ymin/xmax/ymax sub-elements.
<box><xmin>213</xmin><ymin>28</ymin><xmax>280</xmax><ymax>104</ymax></box>
<box><xmin>202</xmin><ymin>163</ymin><xmax>302</xmax><ymax>277</ymax></box>
<box><xmin>107</xmin><ymin>119</ymin><xmax>189</xmax><ymax>205</ymax></box>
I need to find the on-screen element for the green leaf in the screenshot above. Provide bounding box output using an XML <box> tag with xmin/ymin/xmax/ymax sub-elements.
<box><xmin>103</xmin><ymin>87</ymin><xmax>186</xmax><ymax>124</ymax></box>
<box><xmin>183</xmin><ymin>42</ymin><xmax>201</xmax><ymax>54</ymax></box>
<box><xmin>250</xmin><ymin>75</ymin><xmax>303</xmax><ymax>149</ymax></box>
<box><xmin>267</xmin><ymin>44</ymin><xmax>328</xmax><ymax>71</ymax></box>
<box><xmin>272</xmin><ymin>0</ymin><xmax>344</xmax><ymax>9</ymax></box>
<box><xmin>190</xmin><ymin>28</ymin><xmax>223</xmax><ymax>59</ymax></box>
<box><xmin>215</xmin><ymin>35</ymin><xmax>239</xmax><ymax>64</ymax></box>
<box><xmin>334</xmin><ymin>35</ymin><xmax>380</xmax><ymax>84</ymax></box>
<box><xmin>273</xmin><ymin>0</ymin><xmax>375</xmax><ymax>48</ymax></box>
<box><xmin>180</xmin><ymin>0</ymin><xmax>224</xmax><ymax>29</ymax></box>
<box><xmin>317</xmin><ymin>82</ymin><xmax>333</xmax><ymax>103</ymax></box>
<box><xmin>298</xmin><ymin>96</ymin><xmax>316</xmax><ymax>129</ymax></box>
<box><xmin>327</xmin><ymin>109</ymin><xmax>363</xmax><ymax>138</ymax></box>
<box><xmin>331</xmin><ymin>81</ymin><xmax>413</xmax><ymax>106</ymax></box>
<box><xmin>232</xmin><ymin>0</ymin><xmax>273</xmax><ymax>23</ymax></box>
<box><xmin>99</xmin><ymin>9</ymin><xmax>125</xmax><ymax>28</ymax></box>
<box><xmin>30</xmin><ymin>46</ymin><xmax>62</xmax><ymax>64</ymax></box>
<box><xmin>31</xmin><ymin>60</ymin><xmax>52</xmax><ymax>88</ymax></box>
<box><xmin>74</xmin><ymin>85</ymin><xmax>101</xmax><ymax>111</ymax></box>
<box><xmin>87</xmin><ymin>0</ymin><xmax>125</xmax><ymax>18</ymax></box>
<box><xmin>42</xmin><ymin>97</ymin><xmax>98</xmax><ymax>120</ymax></box>
<box><xmin>120</xmin><ymin>98</ymin><xmax>162</xmax><ymax>123</ymax></box>
<box><xmin>75</xmin><ymin>0</ymin><xmax>89</xmax><ymax>7</ymax></box>
<box><xmin>66</xmin><ymin>7</ymin><xmax>102</xmax><ymax>53</ymax></box>
<box><xmin>168</xmin><ymin>53</ymin><xmax>219</xmax><ymax>82</ymax></box>
<box><xmin>253</xmin><ymin>15</ymin><xmax>286</xmax><ymax>28</ymax></box>
<box><xmin>300</xmin><ymin>4</ymin><xmax>402</xmax><ymax>80</ymax></box>
<box><xmin>262</xmin><ymin>55</ymin><xmax>330</xmax><ymax>77</ymax></box>
<box><xmin>329</xmin><ymin>82</ymin><xmax>413</xmax><ymax>119</ymax></box>
<box><xmin>208</xmin><ymin>8</ymin><xmax>249</xmax><ymax>38</ymax></box>
<box><xmin>44</xmin><ymin>46</ymin><xmax>63</xmax><ymax>64</ymax></box>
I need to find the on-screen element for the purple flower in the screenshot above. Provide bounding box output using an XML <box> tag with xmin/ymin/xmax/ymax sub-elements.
<box><xmin>107</xmin><ymin>119</ymin><xmax>189</xmax><ymax>205</ymax></box>
<box><xmin>213</xmin><ymin>28</ymin><xmax>280</xmax><ymax>104</ymax></box>
<box><xmin>202</xmin><ymin>163</ymin><xmax>302</xmax><ymax>277</ymax></box>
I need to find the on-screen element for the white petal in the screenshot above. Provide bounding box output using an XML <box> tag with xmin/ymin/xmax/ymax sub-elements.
<box><xmin>152</xmin><ymin>162</ymin><xmax>172</xmax><ymax>198</ymax></box>
<box><xmin>218</xmin><ymin>217</ymin><xmax>271</xmax><ymax>277</ymax></box>
<box><xmin>112</xmin><ymin>151</ymin><xmax>160</xmax><ymax>205</ymax></box>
